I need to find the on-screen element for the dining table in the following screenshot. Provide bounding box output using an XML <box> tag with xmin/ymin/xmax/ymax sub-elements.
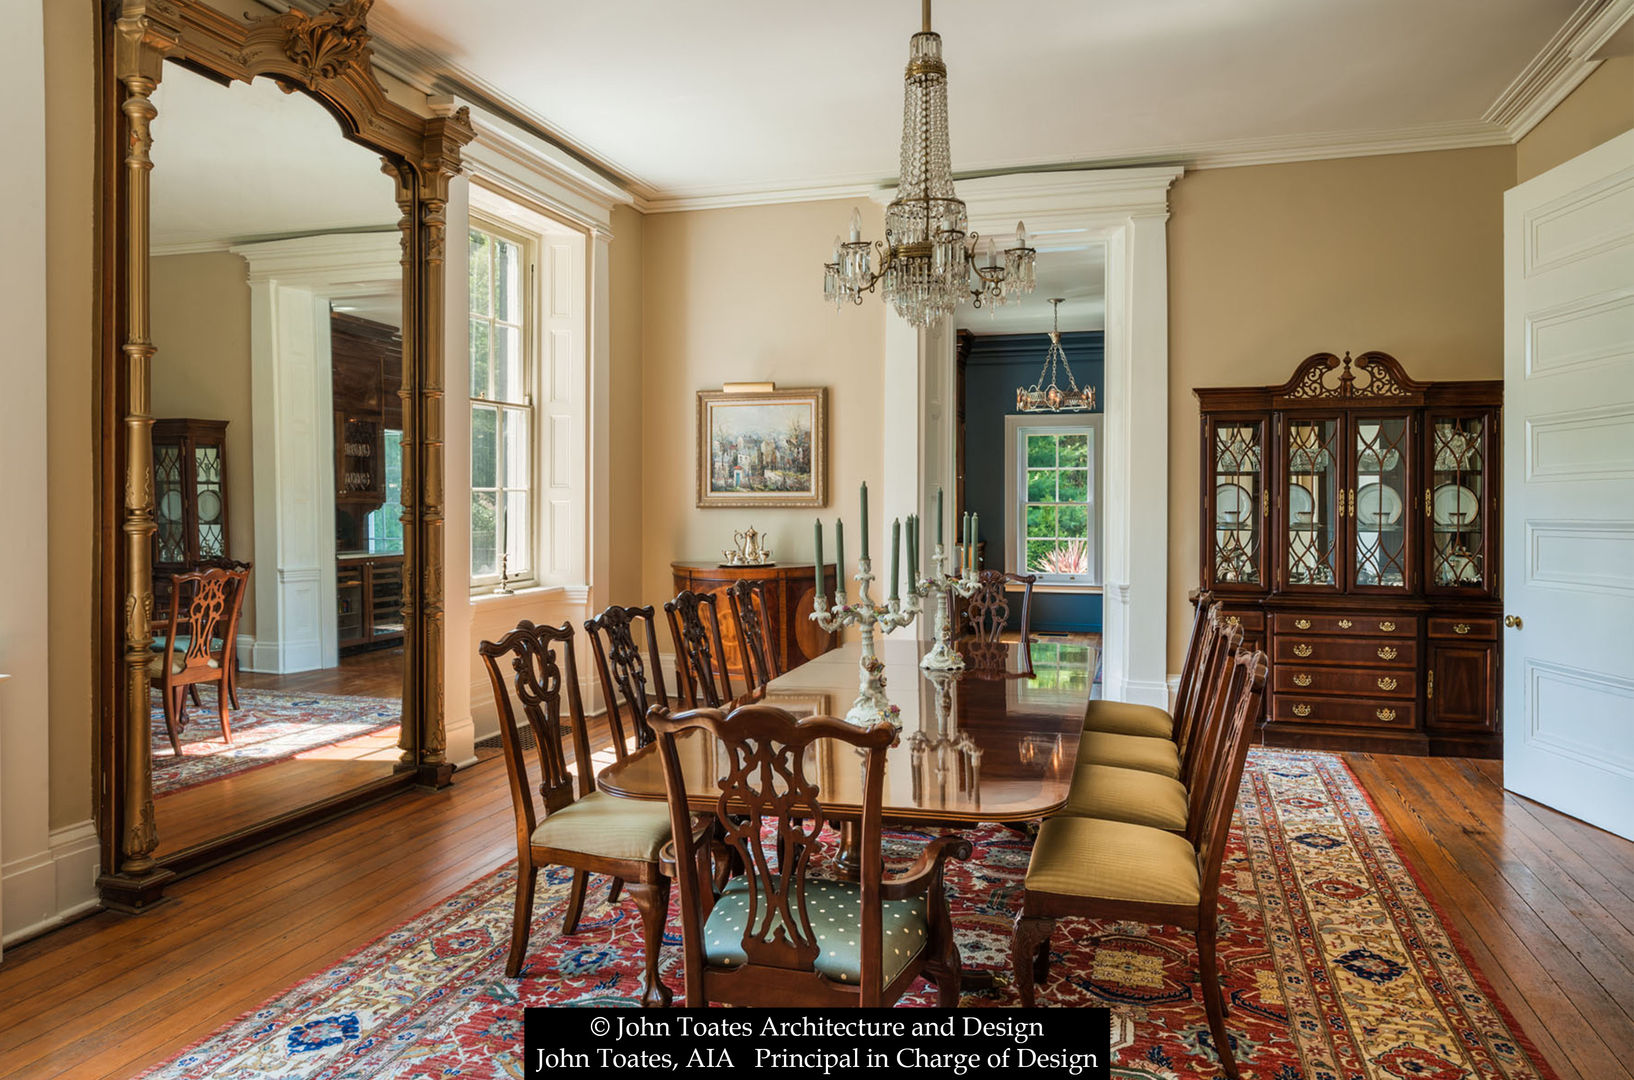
<box><xmin>596</xmin><ymin>634</ymin><xmax>1099</xmax><ymax>987</ymax></box>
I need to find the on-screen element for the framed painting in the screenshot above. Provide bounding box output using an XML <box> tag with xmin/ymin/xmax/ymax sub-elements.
<box><xmin>696</xmin><ymin>387</ymin><xmax>828</xmax><ymax>508</ymax></box>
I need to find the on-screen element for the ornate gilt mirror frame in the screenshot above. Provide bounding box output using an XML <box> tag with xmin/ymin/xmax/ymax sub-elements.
<box><xmin>97</xmin><ymin>0</ymin><xmax>472</xmax><ymax>910</ymax></box>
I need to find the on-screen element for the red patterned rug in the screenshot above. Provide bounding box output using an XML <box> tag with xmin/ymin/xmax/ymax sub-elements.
<box><xmin>139</xmin><ymin>750</ymin><xmax>1556</xmax><ymax>1079</ymax></box>
<box><xmin>150</xmin><ymin>689</ymin><xmax>401</xmax><ymax>797</ymax></box>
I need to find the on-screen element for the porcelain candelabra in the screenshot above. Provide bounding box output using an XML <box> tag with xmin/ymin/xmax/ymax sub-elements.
<box><xmin>810</xmin><ymin>555</ymin><xmax>922</xmax><ymax>727</ymax></box>
<box><xmin>918</xmin><ymin>542</ymin><xmax>980</xmax><ymax>670</ymax></box>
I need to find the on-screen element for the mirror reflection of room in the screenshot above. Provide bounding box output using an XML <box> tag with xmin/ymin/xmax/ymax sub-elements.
<box><xmin>145</xmin><ymin>62</ymin><xmax>406</xmax><ymax>854</ymax></box>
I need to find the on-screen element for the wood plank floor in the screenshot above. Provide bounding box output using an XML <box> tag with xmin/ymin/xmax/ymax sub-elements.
<box><xmin>1</xmin><ymin>752</ymin><xmax>1630</xmax><ymax>1080</ymax></box>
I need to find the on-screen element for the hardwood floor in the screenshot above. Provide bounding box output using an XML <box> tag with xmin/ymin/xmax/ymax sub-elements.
<box><xmin>1</xmin><ymin>752</ymin><xmax>1629</xmax><ymax>1079</ymax></box>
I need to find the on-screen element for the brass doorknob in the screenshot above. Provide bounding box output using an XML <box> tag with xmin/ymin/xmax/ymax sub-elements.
<box><xmin>1504</xmin><ymin>615</ymin><xmax>1523</xmax><ymax>629</ymax></box>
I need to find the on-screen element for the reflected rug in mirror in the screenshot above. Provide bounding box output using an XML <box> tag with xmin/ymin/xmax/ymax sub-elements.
<box><xmin>149</xmin><ymin>689</ymin><xmax>401</xmax><ymax>798</ymax></box>
<box><xmin>139</xmin><ymin>750</ymin><xmax>1555</xmax><ymax>1079</ymax></box>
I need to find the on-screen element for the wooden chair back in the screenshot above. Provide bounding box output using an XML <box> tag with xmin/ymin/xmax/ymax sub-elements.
<box><xmin>649</xmin><ymin>703</ymin><xmax>895</xmax><ymax>999</ymax></box>
<box><xmin>1171</xmin><ymin>608</ymin><xmax>1227</xmax><ymax>759</ymax></box>
<box><xmin>159</xmin><ymin>568</ymin><xmax>236</xmax><ymax>680</ymax></box>
<box><xmin>961</xmin><ymin>570</ymin><xmax>1037</xmax><ymax>643</ymax></box>
<box><xmin>1191</xmin><ymin>649</ymin><xmax>1269</xmax><ymax>908</ymax></box>
<box><xmin>477</xmin><ymin>621</ymin><xmax>592</xmax><ymax>861</ymax></box>
<box><xmin>584</xmin><ymin>604</ymin><xmax>669</xmax><ymax>756</ymax></box>
<box><xmin>1177</xmin><ymin>620</ymin><xmax>1242</xmax><ymax>829</ymax></box>
<box><xmin>665</xmin><ymin>589</ymin><xmax>733</xmax><ymax>708</ymax></box>
<box><xmin>1170</xmin><ymin>592</ymin><xmax>1216</xmax><ymax>725</ymax></box>
<box><xmin>726</xmin><ymin>579</ymin><xmax>777</xmax><ymax>692</ymax></box>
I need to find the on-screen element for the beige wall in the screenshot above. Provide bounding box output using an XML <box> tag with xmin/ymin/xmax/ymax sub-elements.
<box><xmin>1165</xmin><ymin>146</ymin><xmax>1514</xmax><ymax>667</ymax></box>
<box><xmin>608</xmin><ymin>203</ymin><xmax>645</xmax><ymax>607</ymax></box>
<box><xmin>637</xmin><ymin>199</ymin><xmax>887</xmax><ymax>605</ymax></box>
<box><xmin>1516</xmin><ymin>55</ymin><xmax>1634</xmax><ymax>183</ymax></box>
<box><xmin>150</xmin><ymin>252</ymin><xmax>258</xmax><ymax>633</ymax></box>
<box><xmin>43</xmin><ymin>0</ymin><xmax>95</xmax><ymax>831</ymax></box>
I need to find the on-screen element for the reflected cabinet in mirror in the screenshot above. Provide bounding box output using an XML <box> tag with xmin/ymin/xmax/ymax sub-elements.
<box><xmin>97</xmin><ymin>0</ymin><xmax>473</xmax><ymax>910</ymax></box>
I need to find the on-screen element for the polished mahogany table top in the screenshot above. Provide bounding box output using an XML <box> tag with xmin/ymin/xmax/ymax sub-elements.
<box><xmin>597</xmin><ymin>636</ymin><xmax>1097</xmax><ymax>825</ymax></box>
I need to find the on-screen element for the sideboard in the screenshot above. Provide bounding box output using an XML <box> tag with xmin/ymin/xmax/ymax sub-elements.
<box><xmin>669</xmin><ymin>562</ymin><xmax>838</xmax><ymax>680</ymax></box>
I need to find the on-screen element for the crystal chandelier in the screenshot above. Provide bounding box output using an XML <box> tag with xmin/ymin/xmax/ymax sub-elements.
<box><xmin>822</xmin><ymin>0</ymin><xmax>1036</xmax><ymax>327</ymax></box>
<box><xmin>1017</xmin><ymin>298</ymin><xmax>1095</xmax><ymax>412</ymax></box>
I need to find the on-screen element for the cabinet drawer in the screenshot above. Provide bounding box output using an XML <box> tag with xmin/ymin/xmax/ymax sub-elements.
<box><xmin>1273</xmin><ymin>637</ymin><xmax>1418</xmax><ymax>668</ymax></box>
<box><xmin>1428</xmin><ymin>617</ymin><xmax>1497</xmax><ymax>641</ymax></box>
<box><xmin>1273</xmin><ymin>695</ymin><xmax>1417</xmax><ymax>729</ymax></box>
<box><xmin>1272</xmin><ymin>613</ymin><xmax>1416</xmax><ymax>637</ymax></box>
<box><xmin>1275</xmin><ymin>664</ymin><xmax>1416</xmax><ymax>699</ymax></box>
<box><xmin>1219</xmin><ymin>610</ymin><xmax>1265</xmax><ymax>633</ymax></box>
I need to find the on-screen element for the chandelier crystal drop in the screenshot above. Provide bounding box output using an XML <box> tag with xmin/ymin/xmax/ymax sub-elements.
<box><xmin>1017</xmin><ymin>298</ymin><xmax>1095</xmax><ymax>413</ymax></box>
<box><xmin>822</xmin><ymin>0</ymin><xmax>1035</xmax><ymax>327</ymax></box>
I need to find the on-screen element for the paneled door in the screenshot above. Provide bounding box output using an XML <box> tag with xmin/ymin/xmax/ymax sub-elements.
<box><xmin>1502</xmin><ymin>127</ymin><xmax>1634</xmax><ymax>840</ymax></box>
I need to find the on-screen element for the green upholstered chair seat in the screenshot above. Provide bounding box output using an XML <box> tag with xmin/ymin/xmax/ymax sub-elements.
<box><xmin>1076</xmin><ymin>730</ymin><xmax>1181</xmax><ymax>778</ymax></box>
<box><xmin>530</xmin><ymin>791</ymin><xmax>672</xmax><ymax>862</ymax></box>
<box><xmin>1059</xmin><ymin>764</ymin><xmax>1189</xmax><ymax>832</ymax></box>
<box><xmin>701</xmin><ymin>877</ymin><xmax>928</xmax><ymax>987</ymax></box>
<box><xmin>1082</xmin><ymin>699</ymin><xmax>1174</xmax><ymax>739</ymax></box>
<box><xmin>150</xmin><ymin>634</ymin><xmax>193</xmax><ymax>653</ymax></box>
<box><xmin>1026</xmin><ymin>815</ymin><xmax>1200</xmax><ymax>905</ymax></box>
<box><xmin>148</xmin><ymin>653</ymin><xmax>220</xmax><ymax>677</ymax></box>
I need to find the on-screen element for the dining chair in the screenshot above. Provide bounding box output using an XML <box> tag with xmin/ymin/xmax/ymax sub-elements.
<box><xmin>1082</xmin><ymin>592</ymin><xmax>1215</xmax><ymax>739</ymax></box>
<box><xmin>584</xmin><ymin>604</ymin><xmax>670</xmax><ymax>754</ymax></box>
<box><xmin>154</xmin><ymin>560</ymin><xmax>251</xmax><ymax>711</ymax></box>
<box><xmin>1012</xmin><ymin>648</ymin><xmax>1268</xmax><ymax>1080</ymax></box>
<box><xmin>725</xmin><ymin>579</ymin><xmax>777</xmax><ymax>693</ymax></box>
<box><xmin>1073</xmin><ymin>617</ymin><xmax>1239</xmax><ymax>782</ymax></box>
<box><xmin>478</xmin><ymin>619</ymin><xmax>704</xmax><ymax>1003</ymax></box>
<box><xmin>150</xmin><ymin>567</ymin><xmax>239</xmax><ymax>755</ymax></box>
<box><xmin>648</xmin><ymin>702</ymin><xmax>971</xmax><ymax>1007</ymax></box>
<box><xmin>959</xmin><ymin>569</ymin><xmax>1036</xmax><ymax>643</ymax></box>
<box><xmin>665</xmin><ymin>588</ymin><xmax>734</xmax><ymax>708</ymax></box>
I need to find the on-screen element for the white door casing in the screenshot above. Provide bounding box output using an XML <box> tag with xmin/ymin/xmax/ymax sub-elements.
<box><xmin>880</xmin><ymin>167</ymin><xmax>1181</xmax><ymax>705</ymax></box>
<box><xmin>1502</xmin><ymin>127</ymin><xmax>1634</xmax><ymax>841</ymax></box>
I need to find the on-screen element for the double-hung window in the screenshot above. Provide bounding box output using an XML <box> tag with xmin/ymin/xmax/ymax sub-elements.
<box><xmin>1007</xmin><ymin>416</ymin><xmax>1101</xmax><ymax>586</ymax></box>
<box><xmin>469</xmin><ymin>221</ymin><xmax>534</xmax><ymax>590</ymax></box>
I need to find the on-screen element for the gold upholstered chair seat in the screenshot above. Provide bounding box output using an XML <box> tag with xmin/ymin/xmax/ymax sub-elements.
<box><xmin>1058</xmin><ymin>764</ymin><xmax>1190</xmax><ymax>832</ymax></box>
<box><xmin>1081</xmin><ymin>699</ymin><xmax>1175</xmax><ymax>738</ymax></box>
<box><xmin>530</xmin><ymin>791</ymin><xmax>674</xmax><ymax>863</ymax></box>
<box><xmin>1025</xmin><ymin>815</ymin><xmax>1201</xmax><ymax>906</ymax></box>
<box><xmin>703</xmin><ymin>877</ymin><xmax>929</xmax><ymax>987</ymax></box>
<box><xmin>1075</xmin><ymin>730</ymin><xmax>1182</xmax><ymax>778</ymax></box>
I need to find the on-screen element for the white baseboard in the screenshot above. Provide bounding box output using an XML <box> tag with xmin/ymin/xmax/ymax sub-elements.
<box><xmin>2</xmin><ymin>820</ymin><xmax>101</xmax><ymax>947</ymax></box>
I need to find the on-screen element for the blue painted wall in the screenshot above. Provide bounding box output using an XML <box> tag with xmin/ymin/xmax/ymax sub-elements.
<box><xmin>964</xmin><ymin>330</ymin><xmax>1104</xmax><ymax>633</ymax></box>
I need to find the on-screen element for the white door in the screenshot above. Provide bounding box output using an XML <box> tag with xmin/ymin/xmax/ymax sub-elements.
<box><xmin>1502</xmin><ymin>127</ymin><xmax>1634</xmax><ymax>840</ymax></box>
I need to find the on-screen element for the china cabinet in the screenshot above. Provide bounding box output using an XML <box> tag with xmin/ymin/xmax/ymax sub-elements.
<box><xmin>152</xmin><ymin>418</ymin><xmax>231</xmax><ymax>610</ymax></box>
<box><xmin>1195</xmin><ymin>352</ymin><xmax>1501</xmax><ymax>756</ymax></box>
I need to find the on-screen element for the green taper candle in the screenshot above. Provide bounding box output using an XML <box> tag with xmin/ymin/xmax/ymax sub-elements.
<box><xmin>860</xmin><ymin>482</ymin><xmax>869</xmax><ymax>559</ymax></box>
<box><xmin>813</xmin><ymin>518</ymin><xmax>824</xmax><ymax>598</ymax></box>
<box><xmin>937</xmin><ymin>488</ymin><xmax>944</xmax><ymax>544</ymax></box>
<box><xmin>890</xmin><ymin>518</ymin><xmax>901</xmax><ymax>600</ymax></box>
<box><xmin>835</xmin><ymin>518</ymin><xmax>846</xmax><ymax>598</ymax></box>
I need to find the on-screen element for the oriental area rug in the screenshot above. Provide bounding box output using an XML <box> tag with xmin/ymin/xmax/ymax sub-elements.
<box><xmin>140</xmin><ymin>750</ymin><xmax>1555</xmax><ymax>1080</ymax></box>
<box><xmin>150</xmin><ymin>689</ymin><xmax>402</xmax><ymax>797</ymax></box>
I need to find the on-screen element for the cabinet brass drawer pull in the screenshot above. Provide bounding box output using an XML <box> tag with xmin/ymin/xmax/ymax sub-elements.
<box><xmin>1377</xmin><ymin>676</ymin><xmax>1398</xmax><ymax>691</ymax></box>
<box><xmin>1453</xmin><ymin>623</ymin><xmax>1471</xmax><ymax>635</ymax></box>
<box><xmin>1337</xmin><ymin>618</ymin><xmax>1353</xmax><ymax>629</ymax></box>
<box><xmin>1378</xmin><ymin>620</ymin><xmax>1397</xmax><ymax>632</ymax></box>
<box><xmin>1295</xmin><ymin>618</ymin><xmax>1311</xmax><ymax>630</ymax></box>
<box><xmin>1293</xmin><ymin>643</ymin><xmax>1312</xmax><ymax>657</ymax></box>
<box><xmin>1292</xmin><ymin>704</ymin><xmax>1312</xmax><ymax>717</ymax></box>
<box><xmin>1377</xmin><ymin>645</ymin><xmax>1398</xmax><ymax>660</ymax></box>
<box><xmin>1226</xmin><ymin>615</ymin><xmax>1241</xmax><ymax>628</ymax></box>
<box><xmin>1376</xmin><ymin>707</ymin><xmax>1397</xmax><ymax>722</ymax></box>
<box><xmin>1293</xmin><ymin>673</ymin><xmax>1312</xmax><ymax>687</ymax></box>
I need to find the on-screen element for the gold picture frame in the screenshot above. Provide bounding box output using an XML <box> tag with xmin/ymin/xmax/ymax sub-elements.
<box><xmin>696</xmin><ymin>386</ymin><xmax>828</xmax><ymax>508</ymax></box>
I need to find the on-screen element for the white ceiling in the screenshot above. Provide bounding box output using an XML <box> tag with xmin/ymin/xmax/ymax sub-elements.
<box><xmin>368</xmin><ymin>0</ymin><xmax>1584</xmax><ymax>201</ymax></box>
<box><xmin>955</xmin><ymin>245</ymin><xmax>1105</xmax><ymax>333</ymax></box>
<box><xmin>149</xmin><ymin>63</ymin><xmax>401</xmax><ymax>250</ymax></box>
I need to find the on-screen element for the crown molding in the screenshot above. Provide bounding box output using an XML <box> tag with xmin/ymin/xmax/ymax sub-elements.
<box><xmin>151</xmin><ymin>239</ymin><xmax>234</xmax><ymax>258</ymax></box>
<box><xmin>1483</xmin><ymin>0</ymin><xmax>1634</xmax><ymax>140</ymax></box>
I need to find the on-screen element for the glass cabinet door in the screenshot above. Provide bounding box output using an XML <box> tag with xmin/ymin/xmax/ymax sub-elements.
<box><xmin>1351</xmin><ymin>413</ymin><xmax>1413</xmax><ymax>591</ymax></box>
<box><xmin>1283</xmin><ymin>415</ymin><xmax>1342</xmax><ymax>589</ymax></box>
<box><xmin>1426</xmin><ymin>412</ymin><xmax>1490</xmax><ymax>593</ymax></box>
<box><xmin>154</xmin><ymin>442</ymin><xmax>188</xmax><ymax>566</ymax></box>
<box><xmin>194</xmin><ymin>443</ymin><xmax>226</xmax><ymax>560</ymax></box>
<box><xmin>1207</xmin><ymin>418</ymin><xmax>1266</xmax><ymax>587</ymax></box>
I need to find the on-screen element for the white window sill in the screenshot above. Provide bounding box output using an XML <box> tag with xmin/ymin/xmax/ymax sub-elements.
<box><xmin>471</xmin><ymin>583</ymin><xmax>561</xmax><ymax>606</ymax></box>
<box><xmin>1007</xmin><ymin>581</ymin><xmax>1103</xmax><ymax>595</ymax></box>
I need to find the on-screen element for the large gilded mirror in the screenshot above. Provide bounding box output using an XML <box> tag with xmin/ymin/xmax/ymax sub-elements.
<box><xmin>98</xmin><ymin>0</ymin><xmax>473</xmax><ymax>909</ymax></box>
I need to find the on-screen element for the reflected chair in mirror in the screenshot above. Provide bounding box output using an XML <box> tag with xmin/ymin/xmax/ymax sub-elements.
<box><xmin>584</xmin><ymin>604</ymin><xmax>669</xmax><ymax>754</ymax></box>
<box><xmin>479</xmin><ymin>619</ymin><xmax>701</xmax><ymax>1003</ymax></box>
<box><xmin>153</xmin><ymin>560</ymin><xmax>252</xmax><ymax>712</ymax></box>
<box><xmin>959</xmin><ymin>570</ymin><xmax>1036</xmax><ymax>644</ymax></box>
<box><xmin>665</xmin><ymin>589</ymin><xmax>733</xmax><ymax>708</ymax></box>
<box><xmin>1082</xmin><ymin>591</ymin><xmax>1214</xmax><ymax>739</ymax></box>
<box><xmin>725</xmin><ymin>579</ymin><xmax>776</xmax><ymax>693</ymax></box>
<box><xmin>649</xmin><ymin>702</ymin><xmax>972</xmax><ymax>1007</ymax></box>
<box><xmin>149</xmin><ymin>567</ymin><xmax>239</xmax><ymax>755</ymax></box>
<box><xmin>1012</xmin><ymin>649</ymin><xmax>1268</xmax><ymax>1080</ymax></box>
